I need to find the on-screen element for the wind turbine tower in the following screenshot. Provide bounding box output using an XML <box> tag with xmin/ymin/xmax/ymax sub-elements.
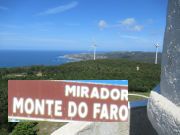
<box><xmin>92</xmin><ymin>41</ymin><xmax>97</xmax><ymax>60</ymax></box>
<box><xmin>155</xmin><ymin>43</ymin><xmax>160</xmax><ymax>64</ymax></box>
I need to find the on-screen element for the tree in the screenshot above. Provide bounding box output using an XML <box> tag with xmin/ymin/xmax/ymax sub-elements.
<box><xmin>11</xmin><ymin>122</ymin><xmax>38</xmax><ymax>135</ymax></box>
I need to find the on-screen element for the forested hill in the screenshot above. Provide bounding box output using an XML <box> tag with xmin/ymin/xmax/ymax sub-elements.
<box><xmin>1</xmin><ymin>59</ymin><xmax>161</xmax><ymax>92</ymax></box>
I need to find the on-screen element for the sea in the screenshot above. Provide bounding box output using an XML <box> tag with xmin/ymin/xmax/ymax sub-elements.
<box><xmin>0</xmin><ymin>50</ymin><xmax>85</xmax><ymax>68</ymax></box>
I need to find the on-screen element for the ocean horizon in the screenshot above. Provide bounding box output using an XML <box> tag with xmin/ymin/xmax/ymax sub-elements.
<box><xmin>0</xmin><ymin>50</ymin><xmax>88</xmax><ymax>68</ymax></box>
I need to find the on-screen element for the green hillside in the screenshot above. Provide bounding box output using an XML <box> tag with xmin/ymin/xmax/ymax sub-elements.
<box><xmin>2</xmin><ymin>58</ymin><xmax>161</xmax><ymax>91</ymax></box>
<box><xmin>0</xmin><ymin>59</ymin><xmax>161</xmax><ymax>134</ymax></box>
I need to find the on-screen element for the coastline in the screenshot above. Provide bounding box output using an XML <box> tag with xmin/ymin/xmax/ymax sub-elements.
<box><xmin>0</xmin><ymin>51</ymin><xmax>162</xmax><ymax>68</ymax></box>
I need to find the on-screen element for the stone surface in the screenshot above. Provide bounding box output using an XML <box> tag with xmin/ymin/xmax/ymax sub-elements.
<box><xmin>51</xmin><ymin>122</ymin><xmax>129</xmax><ymax>135</ymax></box>
<box><xmin>147</xmin><ymin>91</ymin><xmax>180</xmax><ymax>135</ymax></box>
<box><xmin>147</xmin><ymin>0</ymin><xmax>180</xmax><ymax>134</ymax></box>
<box><xmin>160</xmin><ymin>0</ymin><xmax>180</xmax><ymax>106</ymax></box>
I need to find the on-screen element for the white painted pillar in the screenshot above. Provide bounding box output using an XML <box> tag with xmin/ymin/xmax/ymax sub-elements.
<box><xmin>148</xmin><ymin>0</ymin><xmax>180</xmax><ymax>134</ymax></box>
<box><xmin>160</xmin><ymin>0</ymin><xmax>180</xmax><ymax>106</ymax></box>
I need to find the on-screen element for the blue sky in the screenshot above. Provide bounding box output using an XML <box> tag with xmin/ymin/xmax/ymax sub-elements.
<box><xmin>0</xmin><ymin>0</ymin><xmax>168</xmax><ymax>51</ymax></box>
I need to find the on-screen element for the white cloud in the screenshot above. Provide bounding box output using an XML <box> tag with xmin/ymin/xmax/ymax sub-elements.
<box><xmin>98</xmin><ymin>20</ymin><xmax>107</xmax><ymax>30</ymax></box>
<box><xmin>36</xmin><ymin>1</ymin><xmax>78</xmax><ymax>16</ymax></box>
<box><xmin>120</xmin><ymin>18</ymin><xmax>143</xmax><ymax>32</ymax></box>
<box><xmin>132</xmin><ymin>25</ymin><xmax>144</xmax><ymax>31</ymax></box>
<box><xmin>97</xmin><ymin>18</ymin><xmax>144</xmax><ymax>32</ymax></box>
<box><xmin>0</xmin><ymin>6</ymin><xmax>8</xmax><ymax>10</ymax></box>
<box><xmin>120</xmin><ymin>18</ymin><xmax>136</xmax><ymax>26</ymax></box>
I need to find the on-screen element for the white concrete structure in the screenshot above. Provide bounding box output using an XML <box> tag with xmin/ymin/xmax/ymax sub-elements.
<box><xmin>51</xmin><ymin>122</ymin><xmax>129</xmax><ymax>135</ymax></box>
<box><xmin>147</xmin><ymin>91</ymin><xmax>180</xmax><ymax>135</ymax></box>
<box><xmin>147</xmin><ymin>0</ymin><xmax>180</xmax><ymax>134</ymax></box>
<box><xmin>160</xmin><ymin>0</ymin><xmax>180</xmax><ymax>106</ymax></box>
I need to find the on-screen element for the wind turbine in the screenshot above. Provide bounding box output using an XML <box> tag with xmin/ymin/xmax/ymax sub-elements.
<box><xmin>91</xmin><ymin>40</ymin><xmax>97</xmax><ymax>60</ymax></box>
<box><xmin>154</xmin><ymin>43</ymin><xmax>160</xmax><ymax>64</ymax></box>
